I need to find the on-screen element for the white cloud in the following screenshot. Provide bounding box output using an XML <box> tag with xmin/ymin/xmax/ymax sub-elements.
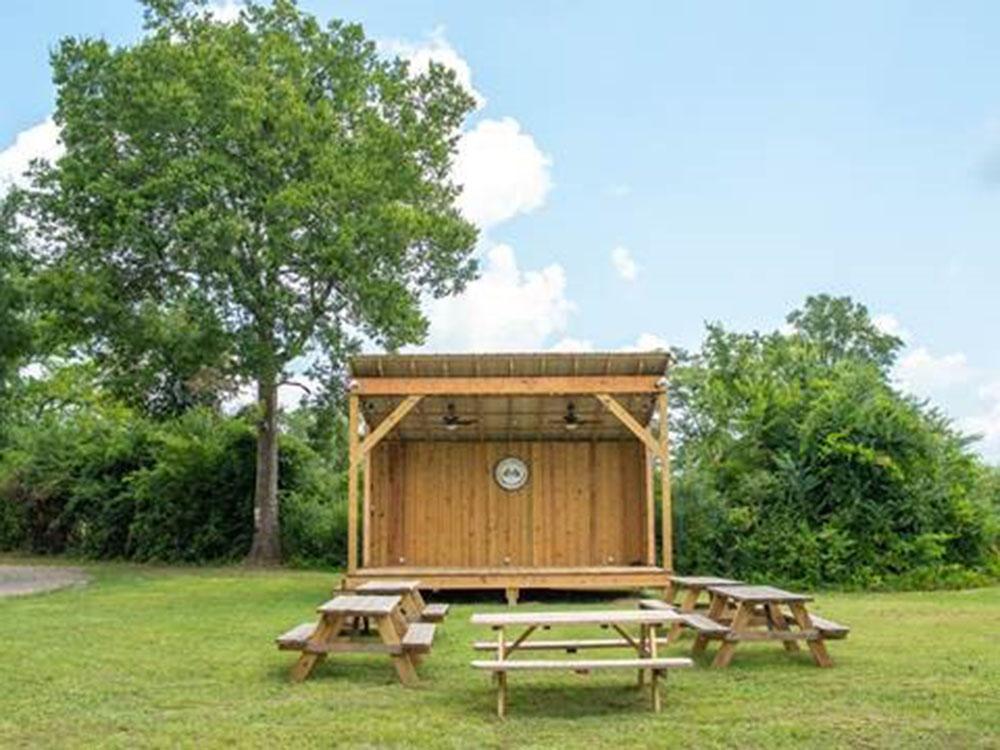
<box><xmin>418</xmin><ymin>243</ymin><xmax>573</xmax><ymax>352</ymax></box>
<box><xmin>872</xmin><ymin>313</ymin><xmax>911</xmax><ymax>342</ymax></box>
<box><xmin>205</xmin><ymin>0</ymin><xmax>243</xmax><ymax>23</ymax></box>
<box><xmin>550</xmin><ymin>337</ymin><xmax>594</xmax><ymax>352</ymax></box>
<box><xmin>0</xmin><ymin>117</ymin><xmax>63</xmax><ymax>191</ymax></box>
<box><xmin>623</xmin><ymin>333</ymin><xmax>669</xmax><ymax>352</ymax></box>
<box><xmin>379</xmin><ymin>27</ymin><xmax>485</xmax><ymax>109</ymax></box>
<box><xmin>380</xmin><ymin>31</ymin><xmax>551</xmax><ymax>230</ymax></box>
<box><xmin>452</xmin><ymin>117</ymin><xmax>552</xmax><ymax>229</ymax></box>
<box><xmin>606</xmin><ymin>183</ymin><xmax>631</xmax><ymax>197</ymax></box>
<box><xmin>961</xmin><ymin>381</ymin><xmax>1000</xmax><ymax>463</ymax></box>
<box><xmin>610</xmin><ymin>245</ymin><xmax>638</xmax><ymax>282</ymax></box>
<box><xmin>894</xmin><ymin>347</ymin><xmax>975</xmax><ymax>398</ymax></box>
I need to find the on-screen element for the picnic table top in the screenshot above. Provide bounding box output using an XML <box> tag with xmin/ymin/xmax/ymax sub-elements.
<box><xmin>670</xmin><ymin>575</ymin><xmax>743</xmax><ymax>587</ymax></box>
<box><xmin>355</xmin><ymin>580</ymin><xmax>422</xmax><ymax>594</ymax></box>
<box><xmin>470</xmin><ymin>609</ymin><xmax>683</xmax><ymax>627</ymax></box>
<box><xmin>706</xmin><ymin>584</ymin><xmax>812</xmax><ymax>603</ymax></box>
<box><xmin>318</xmin><ymin>594</ymin><xmax>402</xmax><ymax>616</ymax></box>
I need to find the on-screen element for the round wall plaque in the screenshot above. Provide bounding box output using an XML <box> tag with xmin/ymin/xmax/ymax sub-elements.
<box><xmin>494</xmin><ymin>457</ymin><xmax>529</xmax><ymax>491</ymax></box>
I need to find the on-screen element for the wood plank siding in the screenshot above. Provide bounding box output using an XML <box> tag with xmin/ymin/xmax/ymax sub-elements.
<box><xmin>367</xmin><ymin>440</ymin><xmax>648</xmax><ymax>569</ymax></box>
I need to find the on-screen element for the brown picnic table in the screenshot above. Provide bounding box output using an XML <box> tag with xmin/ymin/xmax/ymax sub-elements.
<box><xmin>470</xmin><ymin>609</ymin><xmax>693</xmax><ymax>718</ymax></box>
<box><xmin>276</xmin><ymin>594</ymin><xmax>436</xmax><ymax>686</ymax></box>
<box><xmin>695</xmin><ymin>585</ymin><xmax>847</xmax><ymax>668</ymax></box>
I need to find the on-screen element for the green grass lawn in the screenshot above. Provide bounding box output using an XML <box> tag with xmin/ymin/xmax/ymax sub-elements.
<box><xmin>1</xmin><ymin>559</ymin><xmax>998</xmax><ymax>749</ymax></box>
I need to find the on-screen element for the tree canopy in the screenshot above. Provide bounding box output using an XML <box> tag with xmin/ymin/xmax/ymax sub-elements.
<box><xmin>25</xmin><ymin>0</ymin><xmax>479</xmax><ymax>561</ymax></box>
<box><xmin>0</xmin><ymin>192</ymin><xmax>35</xmax><ymax>442</ymax></box>
<box><xmin>670</xmin><ymin>296</ymin><xmax>997</xmax><ymax>587</ymax></box>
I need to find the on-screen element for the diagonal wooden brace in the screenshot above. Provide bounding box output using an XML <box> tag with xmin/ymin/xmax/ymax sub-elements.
<box><xmin>594</xmin><ymin>393</ymin><xmax>663</xmax><ymax>458</ymax></box>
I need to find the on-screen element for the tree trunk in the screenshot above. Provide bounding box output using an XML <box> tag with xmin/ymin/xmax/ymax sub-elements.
<box><xmin>246</xmin><ymin>377</ymin><xmax>282</xmax><ymax>565</ymax></box>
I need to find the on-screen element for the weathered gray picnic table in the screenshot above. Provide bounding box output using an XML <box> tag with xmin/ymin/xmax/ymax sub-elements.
<box><xmin>276</xmin><ymin>593</ymin><xmax>436</xmax><ymax>686</ymax></box>
<box><xmin>470</xmin><ymin>609</ymin><xmax>693</xmax><ymax>718</ymax></box>
<box><xmin>695</xmin><ymin>585</ymin><xmax>849</xmax><ymax>668</ymax></box>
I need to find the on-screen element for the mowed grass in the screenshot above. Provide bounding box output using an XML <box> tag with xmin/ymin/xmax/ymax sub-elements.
<box><xmin>0</xmin><ymin>559</ymin><xmax>998</xmax><ymax>749</ymax></box>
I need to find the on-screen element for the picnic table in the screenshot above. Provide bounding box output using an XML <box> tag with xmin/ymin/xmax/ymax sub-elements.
<box><xmin>470</xmin><ymin>610</ymin><xmax>693</xmax><ymax>718</ymax></box>
<box><xmin>276</xmin><ymin>594</ymin><xmax>436</xmax><ymax>686</ymax></box>
<box><xmin>695</xmin><ymin>585</ymin><xmax>847</xmax><ymax>668</ymax></box>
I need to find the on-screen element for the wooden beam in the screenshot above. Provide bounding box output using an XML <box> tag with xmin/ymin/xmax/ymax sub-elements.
<box><xmin>356</xmin><ymin>395</ymin><xmax>423</xmax><ymax>462</ymax></box>
<box><xmin>645</xmin><ymin>450</ymin><xmax>656</xmax><ymax>565</ymax></box>
<box><xmin>362</xmin><ymin>451</ymin><xmax>372</xmax><ymax>568</ymax></box>
<box><xmin>594</xmin><ymin>394</ymin><xmax>662</xmax><ymax>457</ymax></box>
<box><xmin>658</xmin><ymin>391</ymin><xmax>672</xmax><ymax>573</ymax></box>
<box><xmin>347</xmin><ymin>393</ymin><xmax>360</xmax><ymax>574</ymax></box>
<box><xmin>353</xmin><ymin>375</ymin><xmax>661</xmax><ymax>396</ymax></box>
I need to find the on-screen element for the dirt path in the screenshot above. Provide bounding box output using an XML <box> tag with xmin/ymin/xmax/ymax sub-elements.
<box><xmin>0</xmin><ymin>565</ymin><xmax>89</xmax><ymax>598</ymax></box>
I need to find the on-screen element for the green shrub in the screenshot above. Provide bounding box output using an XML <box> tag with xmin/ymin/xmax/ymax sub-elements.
<box><xmin>0</xmin><ymin>404</ymin><xmax>348</xmax><ymax>566</ymax></box>
<box><xmin>670</xmin><ymin>298</ymin><xmax>999</xmax><ymax>590</ymax></box>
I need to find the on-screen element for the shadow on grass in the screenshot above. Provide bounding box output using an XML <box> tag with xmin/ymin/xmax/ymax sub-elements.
<box><xmin>449</xmin><ymin>680</ymin><xmax>663</xmax><ymax>720</ymax></box>
<box><xmin>265</xmin><ymin>655</ymin><xmax>408</xmax><ymax>686</ymax></box>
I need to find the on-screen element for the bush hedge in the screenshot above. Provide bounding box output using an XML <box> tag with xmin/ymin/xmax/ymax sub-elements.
<box><xmin>0</xmin><ymin>405</ymin><xmax>347</xmax><ymax>565</ymax></box>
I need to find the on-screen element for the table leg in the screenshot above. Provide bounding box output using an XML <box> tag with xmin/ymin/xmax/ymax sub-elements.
<box><xmin>497</xmin><ymin>625</ymin><xmax>508</xmax><ymax>719</ymax></box>
<box><xmin>712</xmin><ymin>602</ymin><xmax>750</xmax><ymax>668</ymax></box>
<box><xmin>766</xmin><ymin>602</ymin><xmax>800</xmax><ymax>653</ymax></box>
<box><xmin>291</xmin><ymin>614</ymin><xmax>343</xmax><ymax>683</ymax></box>
<box><xmin>669</xmin><ymin>587</ymin><xmax>700</xmax><ymax>643</ymax></box>
<box><xmin>649</xmin><ymin>624</ymin><xmax>662</xmax><ymax>712</ymax></box>
<box><xmin>637</xmin><ymin>624</ymin><xmax>648</xmax><ymax>686</ymax></box>
<box><xmin>790</xmin><ymin>603</ymin><xmax>833</xmax><ymax>667</ymax></box>
<box><xmin>375</xmin><ymin>613</ymin><xmax>419</xmax><ymax>685</ymax></box>
<box><xmin>664</xmin><ymin>580</ymin><xmax>677</xmax><ymax>605</ymax></box>
<box><xmin>693</xmin><ymin>592</ymin><xmax>726</xmax><ymax>656</ymax></box>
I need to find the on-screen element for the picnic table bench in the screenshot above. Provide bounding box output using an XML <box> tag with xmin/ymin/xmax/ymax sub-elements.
<box><xmin>276</xmin><ymin>593</ymin><xmax>437</xmax><ymax>686</ymax></box>
<box><xmin>470</xmin><ymin>610</ymin><xmax>693</xmax><ymax>718</ymax></box>
<box><xmin>689</xmin><ymin>585</ymin><xmax>849</xmax><ymax>668</ymax></box>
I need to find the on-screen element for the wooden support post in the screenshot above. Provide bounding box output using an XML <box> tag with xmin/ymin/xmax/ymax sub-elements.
<box><xmin>362</xmin><ymin>451</ymin><xmax>371</xmax><ymax>568</ymax></box>
<box><xmin>347</xmin><ymin>393</ymin><xmax>360</xmax><ymax>574</ymax></box>
<box><xmin>694</xmin><ymin>593</ymin><xmax>726</xmax><ymax>657</ymax></box>
<box><xmin>290</xmin><ymin>614</ymin><xmax>342</xmax><ymax>683</ymax></box>
<box><xmin>497</xmin><ymin>626</ymin><xmax>508</xmax><ymax>719</ymax></box>
<box><xmin>505</xmin><ymin>587</ymin><xmax>519</xmax><ymax>607</ymax></box>
<box><xmin>767</xmin><ymin>602</ymin><xmax>800</xmax><ymax>653</ymax></box>
<box><xmin>637</xmin><ymin>623</ymin><xmax>648</xmax><ymax>686</ymax></box>
<box><xmin>668</xmin><ymin>587</ymin><xmax>699</xmax><ymax>643</ymax></box>
<box><xmin>657</xmin><ymin>390</ymin><xmax>672</xmax><ymax>572</ymax></box>
<box><xmin>790</xmin><ymin>603</ymin><xmax>833</xmax><ymax>668</ymax></box>
<box><xmin>645</xmin><ymin>450</ymin><xmax>656</xmax><ymax>565</ymax></box>
<box><xmin>649</xmin><ymin>623</ymin><xmax>662</xmax><ymax>712</ymax></box>
<box><xmin>712</xmin><ymin>602</ymin><xmax>750</xmax><ymax>668</ymax></box>
<box><xmin>375</xmin><ymin>613</ymin><xmax>418</xmax><ymax>685</ymax></box>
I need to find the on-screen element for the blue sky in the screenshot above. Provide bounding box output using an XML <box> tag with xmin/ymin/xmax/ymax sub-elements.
<box><xmin>2</xmin><ymin>1</ymin><xmax>1000</xmax><ymax>460</ymax></box>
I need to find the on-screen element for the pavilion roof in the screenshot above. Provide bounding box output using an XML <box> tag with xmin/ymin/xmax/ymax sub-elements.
<box><xmin>348</xmin><ymin>351</ymin><xmax>669</xmax><ymax>442</ymax></box>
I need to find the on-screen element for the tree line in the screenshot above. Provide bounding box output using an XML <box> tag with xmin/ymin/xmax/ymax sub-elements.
<box><xmin>0</xmin><ymin>1</ymin><xmax>997</xmax><ymax>585</ymax></box>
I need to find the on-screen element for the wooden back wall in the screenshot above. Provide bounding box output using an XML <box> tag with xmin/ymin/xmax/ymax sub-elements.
<box><xmin>366</xmin><ymin>440</ymin><xmax>648</xmax><ymax>568</ymax></box>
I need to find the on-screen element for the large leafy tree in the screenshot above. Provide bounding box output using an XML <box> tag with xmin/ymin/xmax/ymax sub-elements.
<box><xmin>26</xmin><ymin>0</ymin><xmax>478</xmax><ymax>563</ymax></box>
<box><xmin>0</xmin><ymin>191</ymin><xmax>35</xmax><ymax>442</ymax></box>
<box><xmin>670</xmin><ymin>296</ymin><xmax>997</xmax><ymax>586</ymax></box>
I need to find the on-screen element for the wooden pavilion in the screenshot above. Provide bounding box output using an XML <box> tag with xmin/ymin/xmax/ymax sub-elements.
<box><xmin>342</xmin><ymin>352</ymin><xmax>673</xmax><ymax>603</ymax></box>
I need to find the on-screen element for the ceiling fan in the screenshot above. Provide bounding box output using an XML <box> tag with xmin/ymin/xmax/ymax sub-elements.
<box><xmin>442</xmin><ymin>403</ymin><xmax>477</xmax><ymax>431</ymax></box>
<box><xmin>549</xmin><ymin>402</ymin><xmax>599</xmax><ymax>431</ymax></box>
